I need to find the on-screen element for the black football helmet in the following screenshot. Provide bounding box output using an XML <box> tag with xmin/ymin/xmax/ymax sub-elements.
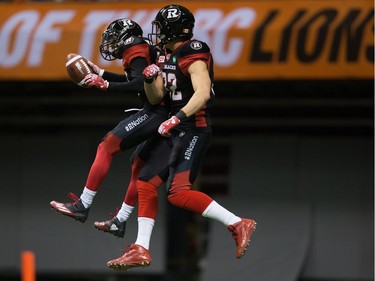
<box><xmin>149</xmin><ymin>4</ymin><xmax>195</xmax><ymax>46</ymax></box>
<box><xmin>100</xmin><ymin>18</ymin><xmax>143</xmax><ymax>61</ymax></box>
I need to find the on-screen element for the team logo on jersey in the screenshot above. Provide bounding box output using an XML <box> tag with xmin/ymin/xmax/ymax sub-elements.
<box><xmin>190</xmin><ymin>41</ymin><xmax>202</xmax><ymax>50</ymax></box>
<box><xmin>164</xmin><ymin>8</ymin><xmax>181</xmax><ymax>22</ymax></box>
<box><xmin>172</xmin><ymin>56</ymin><xmax>177</xmax><ymax>63</ymax></box>
<box><xmin>124</xmin><ymin>37</ymin><xmax>134</xmax><ymax>45</ymax></box>
<box><xmin>158</xmin><ymin>56</ymin><xmax>165</xmax><ymax>63</ymax></box>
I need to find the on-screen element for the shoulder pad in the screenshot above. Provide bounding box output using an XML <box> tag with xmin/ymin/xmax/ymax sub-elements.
<box><xmin>122</xmin><ymin>36</ymin><xmax>147</xmax><ymax>50</ymax></box>
<box><xmin>180</xmin><ymin>40</ymin><xmax>210</xmax><ymax>57</ymax></box>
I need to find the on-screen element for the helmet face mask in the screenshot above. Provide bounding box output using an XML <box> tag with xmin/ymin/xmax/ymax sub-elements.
<box><xmin>149</xmin><ymin>20</ymin><xmax>162</xmax><ymax>47</ymax></box>
<box><xmin>149</xmin><ymin>5</ymin><xmax>195</xmax><ymax>47</ymax></box>
<box><xmin>100</xmin><ymin>29</ymin><xmax>123</xmax><ymax>61</ymax></box>
<box><xmin>100</xmin><ymin>19</ymin><xmax>143</xmax><ymax>61</ymax></box>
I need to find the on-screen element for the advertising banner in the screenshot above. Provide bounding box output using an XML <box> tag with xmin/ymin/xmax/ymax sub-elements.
<box><xmin>0</xmin><ymin>1</ymin><xmax>373</xmax><ymax>80</ymax></box>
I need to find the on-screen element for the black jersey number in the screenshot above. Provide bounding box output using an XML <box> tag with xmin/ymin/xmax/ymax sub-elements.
<box><xmin>162</xmin><ymin>72</ymin><xmax>182</xmax><ymax>101</ymax></box>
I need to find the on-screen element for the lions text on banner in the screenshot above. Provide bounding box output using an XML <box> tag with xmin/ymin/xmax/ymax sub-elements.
<box><xmin>0</xmin><ymin>1</ymin><xmax>373</xmax><ymax>80</ymax></box>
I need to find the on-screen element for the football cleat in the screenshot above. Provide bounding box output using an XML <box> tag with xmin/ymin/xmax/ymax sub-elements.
<box><xmin>228</xmin><ymin>218</ymin><xmax>257</xmax><ymax>259</ymax></box>
<box><xmin>50</xmin><ymin>192</ymin><xmax>89</xmax><ymax>223</ymax></box>
<box><xmin>107</xmin><ymin>244</ymin><xmax>151</xmax><ymax>271</ymax></box>
<box><xmin>94</xmin><ymin>216</ymin><xmax>126</xmax><ymax>238</ymax></box>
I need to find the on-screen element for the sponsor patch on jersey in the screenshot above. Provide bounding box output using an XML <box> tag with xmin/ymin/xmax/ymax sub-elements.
<box><xmin>190</xmin><ymin>41</ymin><xmax>202</xmax><ymax>50</ymax></box>
<box><xmin>158</xmin><ymin>56</ymin><xmax>165</xmax><ymax>63</ymax></box>
<box><xmin>164</xmin><ymin>64</ymin><xmax>176</xmax><ymax>70</ymax></box>
<box><xmin>124</xmin><ymin>37</ymin><xmax>134</xmax><ymax>45</ymax></box>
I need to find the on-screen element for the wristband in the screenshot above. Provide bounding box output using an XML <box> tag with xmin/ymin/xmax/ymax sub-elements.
<box><xmin>175</xmin><ymin>110</ymin><xmax>187</xmax><ymax>122</ymax></box>
<box><xmin>99</xmin><ymin>69</ymin><xmax>105</xmax><ymax>77</ymax></box>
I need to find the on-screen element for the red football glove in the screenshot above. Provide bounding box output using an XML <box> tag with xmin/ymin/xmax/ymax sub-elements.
<box><xmin>143</xmin><ymin>64</ymin><xmax>161</xmax><ymax>83</ymax></box>
<box><xmin>86</xmin><ymin>60</ymin><xmax>104</xmax><ymax>76</ymax></box>
<box><xmin>84</xmin><ymin>74</ymin><xmax>109</xmax><ymax>90</ymax></box>
<box><xmin>158</xmin><ymin>116</ymin><xmax>181</xmax><ymax>137</ymax></box>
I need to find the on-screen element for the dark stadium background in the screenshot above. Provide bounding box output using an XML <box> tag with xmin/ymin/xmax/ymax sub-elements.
<box><xmin>0</xmin><ymin>78</ymin><xmax>373</xmax><ymax>281</ymax></box>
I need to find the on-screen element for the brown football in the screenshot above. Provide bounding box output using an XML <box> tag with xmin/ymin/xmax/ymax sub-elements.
<box><xmin>65</xmin><ymin>53</ymin><xmax>93</xmax><ymax>87</ymax></box>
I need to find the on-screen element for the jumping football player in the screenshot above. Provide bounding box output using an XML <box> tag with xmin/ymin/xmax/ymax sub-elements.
<box><xmin>50</xmin><ymin>18</ymin><xmax>170</xmax><ymax>239</ymax></box>
<box><xmin>106</xmin><ymin>5</ymin><xmax>257</xmax><ymax>270</ymax></box>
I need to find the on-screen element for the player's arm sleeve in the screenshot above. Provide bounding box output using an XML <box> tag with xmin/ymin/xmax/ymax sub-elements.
<box><xmin>102</xmin><ymin>71</ymin><xmax>128</xmax><ymax>82</ymax></box>
<box><xmin>105</xmin><ymin>57</ymin><xmax>148</xmax><ymax>93</ymax></box>
<box><xmin>179</xmin><ymin>53</ymin><xmax>211</xmax><ymax>77</ymax></box>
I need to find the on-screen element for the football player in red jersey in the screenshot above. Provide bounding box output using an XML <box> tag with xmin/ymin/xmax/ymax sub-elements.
<box><xmin>107</xmin><ymin>5</ymin><xmax>257</xmax><ymax>271</ymax></box>
<box><xmin>50</xmin><ymin>19</ymin><xmax>170</xmax><ymax>239</ymax></box>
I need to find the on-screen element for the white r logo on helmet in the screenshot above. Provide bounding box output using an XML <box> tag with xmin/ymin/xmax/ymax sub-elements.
<box><xmin>166</xmin><ymin>8</ymin><xmax>181</xmax><ymax>21</ymax></box>
<box><xmin>121</xmin><ymin>19</ymin><xmax>134</xmax><ymax>30</ymax></box>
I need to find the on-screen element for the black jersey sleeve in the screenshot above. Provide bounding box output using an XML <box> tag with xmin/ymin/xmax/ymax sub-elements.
<box><xmin>106</xmin><ymin>57</ymin><xmax>148</xmax><ymax>93</ymax></box>
<box><xmin>180</xmin><ymin>40</ymin><xmax>210</xmax><ymax>57</ymax></box>
<box><xmin>102</xmin><ymin>71</ymin><xmax>128</xmax><ymax>82</ymax></box>
<box><xmin>178</xmin><ymin>40</ymin><xmax>212</xmax><ymax>77</ymax></box>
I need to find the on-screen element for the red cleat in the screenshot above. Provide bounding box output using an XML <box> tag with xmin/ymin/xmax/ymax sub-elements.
<box><xmin>107</xmin><ymin>244</ymin><xmax>151</xmax><ymax>271</ymax></box>
<box><xmin>228</xmin><ymin>218</ymin><xmax>257</xmax><ymax>259</ymax></box>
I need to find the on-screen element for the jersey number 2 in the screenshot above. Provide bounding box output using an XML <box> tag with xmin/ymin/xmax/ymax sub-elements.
<box><xmin>162</xmin><ymin>72</ymin><xmax>182</xmax><ymax>101</ymax></box>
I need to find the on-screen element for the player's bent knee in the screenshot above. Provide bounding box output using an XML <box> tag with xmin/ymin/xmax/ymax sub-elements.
<box><xmin>167</xmin><ymin>189</ymin><xmax>189</xmax><ymax>208</ymax></box>
<box><xmin>137</xmin><ymin>180</ymin><xmax>158</xmax><ymax>197</ymax></box>
<box><xmin>101</xmin><ymin>133</ymin><xmax>121</xmax><ymax>154</ymax></box>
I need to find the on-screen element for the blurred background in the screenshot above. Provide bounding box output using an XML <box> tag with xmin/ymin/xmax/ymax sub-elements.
<box><xmin>0</xmin><ymin>0</ymin><xmax>373</xmax><ymax>281</ymax></box>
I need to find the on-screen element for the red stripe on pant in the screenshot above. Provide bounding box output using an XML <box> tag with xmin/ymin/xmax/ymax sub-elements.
<box><xmin>167</xmin><ymin>170</ymin><xmax>213</xmax><ymax>214</ymax></box>
<box><xmin>85</xmin><ymin>133</ymin><xmax>121</xmax><ymax>191</ymax></box>
<box><xmin>137</xmin><ymin>177</ymin><xmax>162</xmax><ymax>219</ymax></box>
<box><xmin>123</xmin><ymin>157</ymin><xmax>145</xmax><ymax>206</ymax></box>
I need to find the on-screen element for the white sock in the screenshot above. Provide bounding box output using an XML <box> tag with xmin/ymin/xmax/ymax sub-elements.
<box><xmin>79</xmin><ymin>187</ymin><xmax>97</xmax><ymax>209</ymax></box>
<box><xmin>116</xmin><ymin>202</ymin><xmax>134</xmax><ymax>222</ymax></box>
<box><xmin>135</xmin><ymin>217</ymin><xmax>155</xmax><ymax>250</ymax></box>
<box><xmin>202</xmin><ymin>201</ymin><xmax>241</xmax><ymax>226</ymax></box>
